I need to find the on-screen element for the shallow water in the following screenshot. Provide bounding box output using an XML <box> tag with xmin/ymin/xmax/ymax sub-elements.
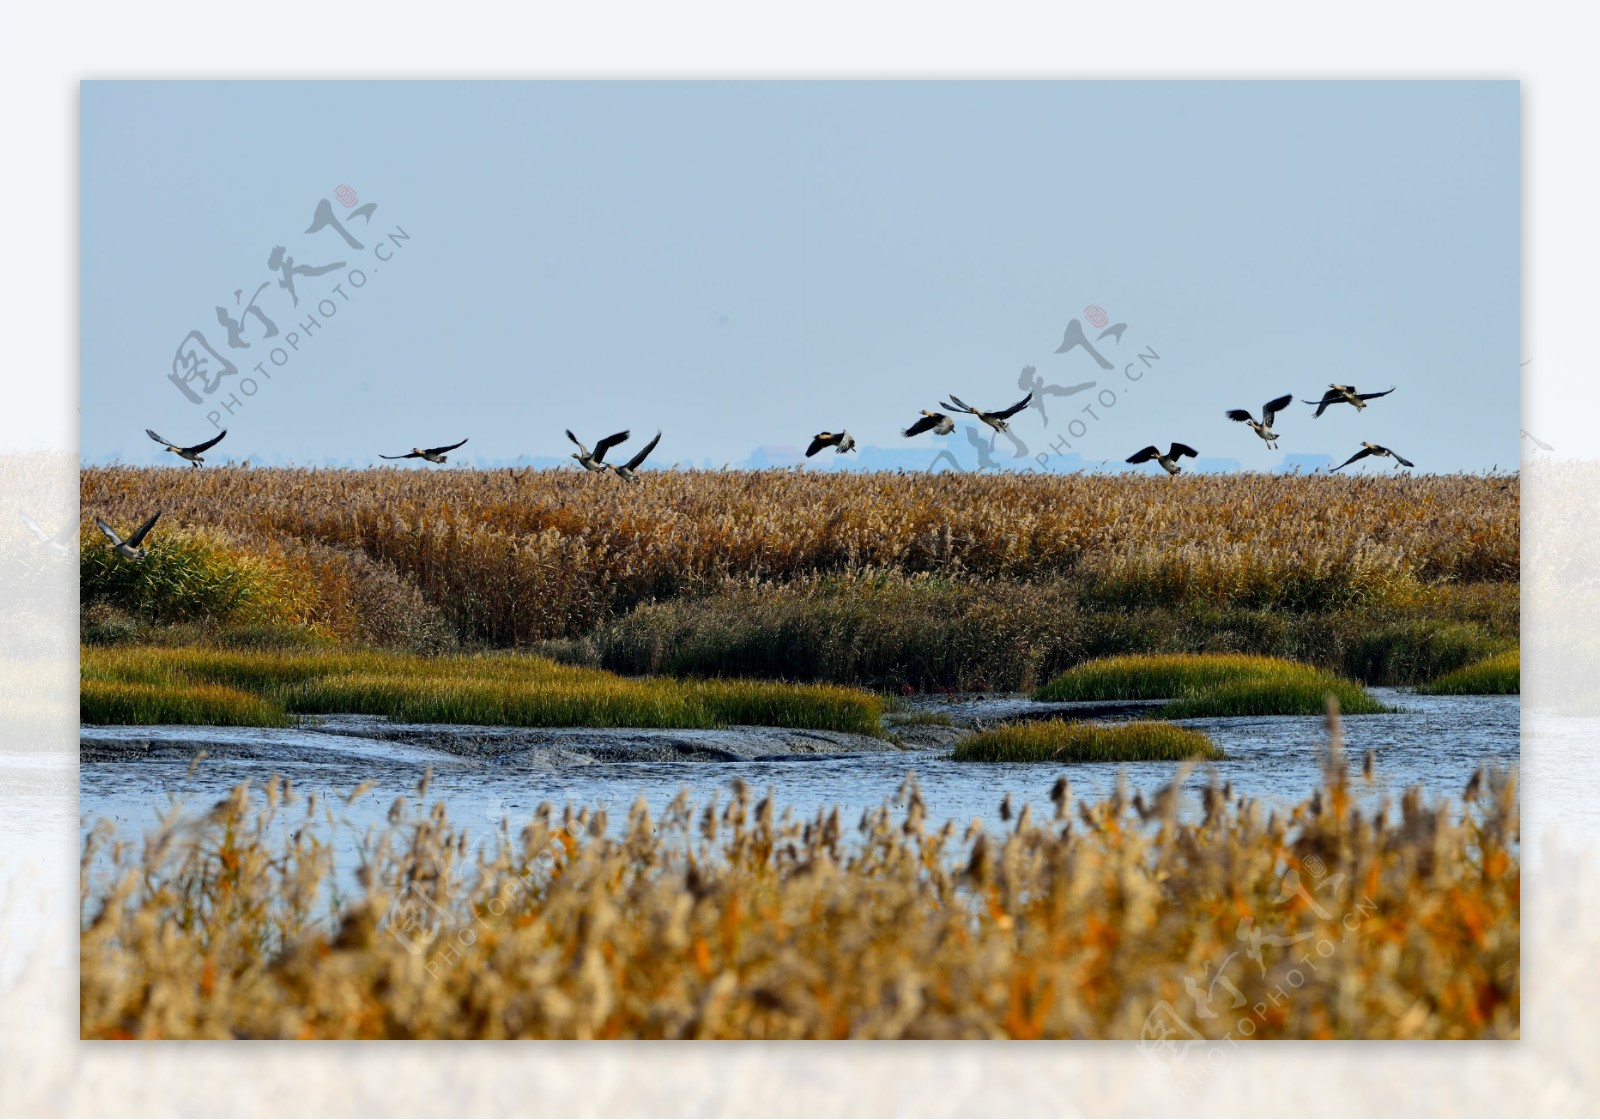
<box><xmin>80</xmin><ymin>690</ymin><xmax>1518</xmax><ymax>856</ymax></box>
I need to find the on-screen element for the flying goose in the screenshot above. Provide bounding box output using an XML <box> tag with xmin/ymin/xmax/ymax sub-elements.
<box><xmin>566</xmin><ymin>429</ymin><xmax>629</xmax><ymax>473</ymax></box>
<box><xmin>1225</xmin><ymin>394</ymin><xmax>1294</xmax><ymax>449</ymax></box>
<box><xmin>95</xmin><ymin>511</ymin><xmax>161</xmax><ymax>560</ymax></box>
<box><xmin>1302</xmin><ymin>384</ymin><xmax>1395</xmax><ymax>418</ymax></box>
<box><xmin>902</xmin><ymin>410</ymin><xmax>955</xmax><ymax>438</ymax></box>
<box><xmin>1331</xmin><ymin>442</ymin><xmax>1414</xmax><ymax>471</ymax></box>
<box><xmin>380</xmin><ymin>438</ymin><xmax>468</xmax><ymax>464</ymax></box>
<box><xmin>805</xmin><ymin>431</ymin><xmax>856</xmax><ymax>457</ymax></box>
<box><xmin>613</xmin><ymin>432</ymin><xmax>662</xmax><ymax>482</ymax></box>
<box><xmin>147</xmin><ymin>428</ymin><xmax>226</xmax><ymax>467</ymax></box>
<box><xmin>1126</xmin><ymin>442</ymin><xmax>1199</xmax><ymax>476</ymax></box>
<box><xmin>941</xmin><ymin>393</ymin><xmax>1033</xmax><ymax>434</ymax></box>
<box><xmin>19</xmin><ymin>510</ymin><xmax>74</xmax><ymax>555</ymax></box>
<box><xmin>1521</xmin><ymin>429</ymin><xmax>1554</xmax><ymax>452</ymax></box>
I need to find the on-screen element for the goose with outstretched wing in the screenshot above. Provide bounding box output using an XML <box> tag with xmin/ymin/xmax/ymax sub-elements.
<box><xmin>380</xmin><ymin>438</ymin><xmax>469</xmax><ymax>464</ymax></box>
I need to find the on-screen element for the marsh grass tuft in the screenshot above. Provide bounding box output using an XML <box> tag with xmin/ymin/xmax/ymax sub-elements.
<box><xmin>80</xmin><ymin>678</ymin><xmax>289</xmax><ymax>727</ymax></box>
<box><xmin>951</xmin><ymin>719</ymin><xmax>1223</xmax><ymax>763</ymax></box>
<box><xmin>80</xmin><ymin>645</ymin><xmax>884</xmax><ymax>735</ymax></box>
<box><xmin>1420</xmin><ymin>648</ymin><xmax>1520</xmax><ymax>695</ymax></box>
<box><xmin>1035</xmin><ymin>653</ymin><xmax>1391</xmax><ymax>716</ymax></box>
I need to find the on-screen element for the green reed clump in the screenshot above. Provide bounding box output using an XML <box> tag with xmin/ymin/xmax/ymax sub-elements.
<box><xmin>81</xmin><ymin>679</ymin><xmax>288</xmax><ymax>727</ymax></box>
<box><xmin>1036</xmin><ymin>653</ymin><xmax>1391</xmax><ymax>716</ymax></box>
<box><xmin>1419</xmin><ymin>649</ymin><xmax>1520</xmax><ymax>695</ymax></box>
<box><xmin>952</xmin><ymin>719</ymin><xmax>1223</xmax><ymax>763</ymax></box>
<box><xmin>80</xmin><ymin>645</ymin><xmax>885</xmax><ymax>735</ymax></box>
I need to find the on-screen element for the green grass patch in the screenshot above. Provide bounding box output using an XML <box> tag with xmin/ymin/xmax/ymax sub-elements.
<box><xmin>79</xmin><ymin>645</ymin><xmax>884</xmax><ymax>735</ymax></box>
<box><xmin>1035</xmin><ymin>653</ymin><xmax>1391</xmax><ymax>716</ymax></box>
<box><xmin>81</xmin><ymin>679</ymin><xmax>289</xmax><ymax>727</ymax></box>
<box><xmin>1419</xmin><ymin>649</ymin><xmax>1520</xmax><ymax>695</ymax></box>
<box><xmin>951</xmin><ymin>719</ymin><xmax>1223</xmax><ymax>763</ymax></box>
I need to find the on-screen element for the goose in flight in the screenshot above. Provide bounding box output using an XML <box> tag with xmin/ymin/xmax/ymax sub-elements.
<box><xmin>1331</xmin><ymin>442</ymin><xmax>1414</xmax><ymax>471</ymax></box>
<box><xmin>805</xmin><ymin>431</ymin><xmax>856</xmax><ymax>457</ymax></box>
<box><xmin>1521</xmin><ymin>429</ymin><xmax>1554</xmax><ymax>452</ymax></box>
<box><xmin>147</xmin><ymin>428</ymin><xmax>226</xmax><ymax>467</ymax></box>
<box><xmin>613</xmin><ymin>432</ymin><xmax>662</xmax><ymax>482</ymax></box>
<box><xmin>95</xmin><ymin>511</ymin><xmax>161</xmax><ymax>561</ymax></box>
<box><xmin>566</xmin><ymin>429</ymin><xmax>629</xmax><ymax>473</ymax></box>
<box><xmin>941</xmin><ymin>393</ymin><xmax>1033</xmax><ymax>434</ymax></box>
<box><xmin>380</xmin><ymin>438</ymin><xmax>468</xmax><ymax>464</ymax></box>
<box><xmin>1225</xmin><ymin>394</ymin><xmax>1294</xmax><ymax>449</ymax></box>
<box><xmin>902</xmin><ymin>410</ymin><xmax>955</xmax><ymax>438</ymax></box>
<box><xmin>1126</xmin><ymin>442</ymin><xmax>1199</xmax><ymax>476</ymax></box>
<box><xmin>1302</xmin><ymin>385</ymin><xmax>1395</xmax><ymax>418</ymax></box>
<box><xmin>19</xmin><ymin>510</ymin><xmax>75</xmax><ymax>555</ymax></box>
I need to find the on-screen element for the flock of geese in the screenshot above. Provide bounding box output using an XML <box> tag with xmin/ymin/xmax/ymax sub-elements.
<box><xmin>810</xmin><ymin>381</ymin><xmax>1409</xmax><ymax>476</ymax></box>
<box><xmin>94</xmin><ymin>381</ymin><xmax>1409</xmax><ymax>560</ymax></box>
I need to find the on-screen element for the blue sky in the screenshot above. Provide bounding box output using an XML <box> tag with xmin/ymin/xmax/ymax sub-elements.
<box><xmin>80</xmin><ymin>80</ymin><xmax>1519</xmax><ymax>473</ymax></box>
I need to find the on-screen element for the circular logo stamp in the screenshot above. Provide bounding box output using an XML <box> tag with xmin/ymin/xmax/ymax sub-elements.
<box><xmin>1085</xmin><ymin>304</ymin><xmax>1109</xmax><ymax>329</ymax></box>
<box><xmin>335</xmin><ymin>184</ymin><xmax>359</xmax><ymax>208</ymax></box>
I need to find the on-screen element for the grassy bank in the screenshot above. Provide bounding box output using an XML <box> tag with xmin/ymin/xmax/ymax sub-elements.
<box><xmin>1421</xmin><ymin>648</ymin><xmax>1521</xmax><ymax>695</ymax></box>
<box><xmin>80</xmin><ymin>645</ymin><xmax>885</xmax><ymax>735</ymax></box>
<box><xmin>951</xmin><ymin>719</ymin><xmax>1223</xmax><ymax>763</ymax></box>
<box><xmin>80</xmin><ymin>758</ymin><xmax>1519</xmax><ymax>1039</ymax></box>
<box><xmin>1035</xmin><ymin>653</ymin><xmax>1392</xmax><ymax>716</ymax></box>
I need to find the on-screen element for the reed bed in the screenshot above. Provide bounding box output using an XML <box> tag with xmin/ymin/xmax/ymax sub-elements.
<box><xmin>79</xmin><ymin>749</ymin><xmax>1519</xmax><ymax>1039</ymax></box>
<box><xmin>951</xmin><ymin>719</ymin><xmax>1223</xmax><ymax>763</ymax></box>
<box><xmin>80</xmin><ymin>467</ymin><xmax>1518</xmax><ymax>648</ymax></box>
<box><xmin>1035</xmin><ymin>653</ymin><xmax>1391</xmax><ymax>716</ymax></box>
<box><xmin>80</xmin><ymin>645</ymin><xmax>885</xmax><ymax>736</ymax></box>
<box><xmin>1420</xmin><ymin>649</ymin><xmax>1520</xmax><ymax>695</ymax></box>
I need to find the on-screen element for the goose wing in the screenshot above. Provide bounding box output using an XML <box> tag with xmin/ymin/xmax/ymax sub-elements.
<box><xmin>903</xmin><ymin>414</ymin><xmax>941</xmax><ymax>437</ymax></box>
<box><xmin>94</xmin><ymin>517</ymin><xmax>124</xmax><ymax>546</ymax></box>
<box><xmin>379</xmin><ymin>452</ymin><xmax>420</xmax><ymax>459</ymax></box>
<box><xmin>991</xmin><ymin>393</ymin><xmax>1033</xmax><ymax>420</ymax></box>
<box><xmin>943</xmin><ymin>395</ymin><xmax>976</xmax><ymax>415</ymax></box>
<box><xmin>423</xmin><ymin>438</ymin><xmax>469</xmax><ymax>456</ymax></box>
<box><xmin>622</xmin><ymin>432</ymin><xmax>662</xmax><ymax>471</ymax></box>
<box><xmin>1302</xmin><ymin>388</ymin><xmax>1340</xmax><ymax>418</ymax></box>
<box><xmin>1330</xmin><ymin>447</ymin><xmax>1373</xmax><ymax>471</ymax></box>
<box><xmin>19</xmin><ymin>510</ymin><xmax>50</xmax><ymax>543</ymax></box>
<box><xmin>146</xmin><ymin>429</ymin><xmax>173</xmax><ymax>447</ymax></box>
<box><xmin>1355</xmin><ymin>387</ymin><xmax>1395</xmax><ymax>402</ymax></box>
<box><xmin>1521</xmin><ymin>429</ymin><xmax>1554</xmax><ymax>451</ymax></box>
<box><xmin>592</xmin><ymin>431</ymin><xmax>630</xmax><ymax>462</ymax></box>
<box><xmin>126</xmin><ymin>511</ymin><xmax>161</xmax><ymax>547</ymax></box>
<box><xmin>1169</xmin><ymin>443</ymin><xmax>1199</xmax><ymax>459</ymax></box>
<box><xmin>565</xmin><ymin>430</ymin><xmax>591</xmax><ymax>458</ymax></box>
<box><xmin>1385</xmin><ymin>446</ymin><xmax>1415</xmax><ymax>468</ymax></box>
<box><xmin>1261</xmin><ymin>394</ymin><xmax>1293</xmax><ymax>427</ymax></box>
<box><xmin>1126</xmin><ymin>445</ymin><xmax>1161</xmax><ymax>464</ymax></box>
<box><xmin>186</xmin><ymin>429</ymin><xmax>228</xmax><ymax>454</ymax></box>
<box><xmin>805</xmin><ymin>433</ymin><xmax>835</xmax><ymax>458</ymax></box>
<box><xmin>1224</xmin><ymin>409</ymin><xmax>1255</xmax><ymax>424</ymax></box>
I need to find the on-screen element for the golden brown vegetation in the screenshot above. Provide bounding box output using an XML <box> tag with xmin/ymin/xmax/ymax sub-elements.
<box><xmin>950</xmin><ymin>719</ymin><xmax>1223</xmax><ymax>762</ymax></box>
<box><xmin>81</xmin><ymin>467</ymin><xmax>1518</xmax><ymax>650</ymax></box>
<box><xmin>79</xmin><ymin>740</ymin><xmax>1518</xmax><ymax>1039</ymax></box>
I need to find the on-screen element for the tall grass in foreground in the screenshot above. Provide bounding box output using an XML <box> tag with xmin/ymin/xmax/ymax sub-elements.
<box><xmin>1421</xmin><ymin>649</ymin><xmax>1521</xmax><ymax>695</ymax></box>
<box><xmin>80</xmin><ymin>646</ymin><xmax>884</xmax><ymax>736</ymax></box>
<box><xmin>951</xmin><ymin>720</ymin><xmax>1222</xmax><ymax>763</ymax></box>
<box><xmin>79</xmin><ymin>747</ymin><xmax>1519</xmax><ymax>1039</ymax></box>
<box><xmin>1035</xmin><ymin>653</ymin><xmax>1392</xmax><ymax>716</ymax></box>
